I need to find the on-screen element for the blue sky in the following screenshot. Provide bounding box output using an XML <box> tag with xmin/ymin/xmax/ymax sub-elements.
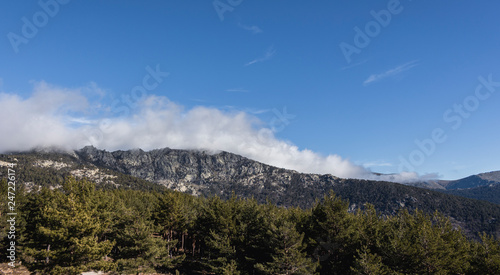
<box><xmin>1</xmin><ymin>0</ymin><xmax>500</xmax><ymax>180</ymax></box>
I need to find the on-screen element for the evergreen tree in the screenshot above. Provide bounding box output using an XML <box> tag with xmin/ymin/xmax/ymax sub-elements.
<box><xmin>255</xmin><ymin>219</ymin><xmax>318</xmax><ymax>274</ymax></box>
<box><xmin>350</xmin><ymin>248</ymin><xmax>395</xmax><ymax>275</ymax></box>
<box><xmin>108</xmin><ymin>189</ymin><xmax>183</xmax><ymax>273</ymax></box>
<box><xmin>152</xmin><ymin>191</ymin><xmax>187</xmax><ymax>255</ymax></box>
<box><xmin>6</xmin><ymin>171</ymin><xmax>500</xmax><ymax>274</ymax></box>
<box><xmin>113</xmin><ymin>211</ymin><xmax>182</xmax><ymax>273</ymax></box>
<box><xmin>380</xmin><ymin>210</ymin><xmax>471</xmax><ymax>274</ymax></box>
<box><xmin>0</xmin><ymin>178</ymin><xmax>9</xmax><ymax>258</ymax></box>
<box><xmin>21</xmin><ymin>178</ymin><xmax>115</xmax><ymax>274</ymax></box>
<box><xmin>195</xmin><ymin>196</ymin><xmax>240</xmax><ymax>273</ymax></box>
<box><xmin>232</xmin><ymin>199</ymin><xmax>273</xmax><ymax>272</ymax></box>
<box><xmin>305</xmin><ymin>191</ymin><xmax>356</xmax><ymax>274</ymax></box>
<box><xmin>469</xmin><ymin>233</ymin><xmax>500</xmax><ymax>274</ymax></box>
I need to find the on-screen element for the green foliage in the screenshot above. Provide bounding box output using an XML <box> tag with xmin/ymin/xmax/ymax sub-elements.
<box><xmin>255</xmin><ymin>219</ymin><xmax>318</xmax><ymax>275</ymax></box>
<box><xmin>350</xmin><ymin>248</ymin><xmax>393</xmax><ymax>275</ymax></box>
<box><xmin>305</xmin><ymin>191</ymin><xmax>357</xmax><ymax>274</ymax></box>
<box><xmin>21</xmin><ymin>178</ymin><xmax>115</xmax><ymax>274</ymax></box>
<box><xmin>1</xmin><ymin>175</ymin><xmax>499</xmax><ymax>274</ymax></box>
<box><xmin>113</xmin><ymin>215</ymin><xmax>180</xmax><ymax>273</ymax></box>
<box><xmin>195</xmin><ymin>196</ymin><xmax>240</xmax><ymax>273</ymax></box>
<box><xmin>378</xmin><ymin>210</ymin><xmax>472</xmax><ymax>274</ymax></box>
<box><xmin>469</xmin><ymin>233</ymin><xmax>500</xmax><ymax>274</ymax></box>
<box><xmin>444</xmin><ymin>184</ymin><xmax>500</xmax><ymax>205</ymax></box>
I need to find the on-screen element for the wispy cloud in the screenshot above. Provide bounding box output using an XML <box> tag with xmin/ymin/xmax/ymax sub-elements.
<box><xmin>239</xmin><ymin>23</ymin><xmax>262</xmax><ymax>34</ymax></box>
<box><xmin>362</xmin><ymin>160</ymin><xmax>393</xmax><ymax>168</ymax></box>
<box><xmin>245</xmin><ymin>46</ymin><xmax>275</xmax><ymax>66</ymax></box>
<box><xmin>0</xmin><ymin>81</ymin><xmax>432</xmax><ymax>183</ymax></box>
<box><xmin>363</xmin><ymin>60</ymin><xmax>419</xmax><ymax>85</ymax></box>
<box><xmin>226</xmin><ymin>88</ymin><xmax>249</xmax><ymax>93</ymax></box>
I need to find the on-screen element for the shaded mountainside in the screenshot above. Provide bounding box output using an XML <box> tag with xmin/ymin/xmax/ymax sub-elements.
<box><xmin>429</xmin><ymin>171</ymin><xmax>500</xmax><ymax>205</ymax></box>
<box><xmin>443</xmin><ymin>184</ymin><xmax>500</xmax><ymax>205</ymax></box>
<box><xmin>443</xmin><ymin>174</ymin><xmax>500</xmax><ymax>190</ymax></box>
<box><xmin>1</xmin><ymin>146</ymin><xmax>500</xmax><ymax>238</ymax></box>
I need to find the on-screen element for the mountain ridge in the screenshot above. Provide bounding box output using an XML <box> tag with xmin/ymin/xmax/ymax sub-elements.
<box><xmin>2</xmin><ymin>146</ymin><xmax>500</xmax><ymax>238</ymax></box>
<box><xmin>74</xmin><ymin>145</ymin><xmax>338</xmax><ymax>197</ymax></box>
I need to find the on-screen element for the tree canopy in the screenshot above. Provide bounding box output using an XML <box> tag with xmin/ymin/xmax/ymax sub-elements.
<box><xmin>1</xmin><ymin>178</ymin><xmax>499</xmax><ymax>274</ymax></box>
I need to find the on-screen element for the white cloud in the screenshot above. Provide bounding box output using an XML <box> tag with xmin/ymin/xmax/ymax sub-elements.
<box><xmin>376</xmin><ymin>171</ymin><xmax>440</xmax><ymax>183</ymax></box>
<box><xmin>362</xmin><ymin>160</ymin><xmax>393</xmax><ymax>168</ymax></box>
<box><xmin>245</xmin><ymin>46</ymin><xmax>275</xmax><ymax>66</ymax></box>
<box><xmin>0</xmin><ymin>81</ymin><xmax>90</xmax><ymax>152</ymax></box>
<box><xmin>239</xmin><ymin>23</ymin><xmax>262</xmax><ymax>34</ymax></box>
<box><xmin>363</xmin><ymin>60</ymin><xmax>419</xmax><ymax>85</ymax></box>
<box><xmin>0</xmin><ymin>81</ymin><xmax>428</xmax><ymax>182</ymax></box>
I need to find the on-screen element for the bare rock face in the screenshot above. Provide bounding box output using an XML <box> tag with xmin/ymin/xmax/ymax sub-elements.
<box><xmin>75</xmin><ymin>146</ymin><xmax>337</xmax><ymax>199</ymax></box>
<box><xmin>73</xmin><ymin>147</ymin><xmax>440</xmax><ymax>215</ymax></box>
<box><xmin>3</xmin><ymin>146</ymin><xmax>500</xmax><ymax>237</ymax></box>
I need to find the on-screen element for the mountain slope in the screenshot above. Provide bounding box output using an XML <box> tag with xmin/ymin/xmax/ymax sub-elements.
<box><xmin>1</xmin><ymin>146</ymin><xmax>500</xmax><ymax>238</ymax></box>
<box><xmin>444</xmin><ymin>184</ymin><xmax>500</xmax><ymax>205</ymax></box>
<box><xmin>428</xmin><ymin>171</ymin><xmax>500</xmax><ymax>204</ymax></box>
<box><xmin>477</xmin><ymin>170</ymin><xmax>500</xmax><ymax>182</ymax></box>
<box><xmin>442</xmin><ymin>172</ymin><xmax>500</xmax><ymax>190</ymax></box>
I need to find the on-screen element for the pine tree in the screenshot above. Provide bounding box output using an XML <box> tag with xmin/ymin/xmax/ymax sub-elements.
<box><xmin>113</xmin><ymin>211</ymin><xmax>182</xmax><ymax>273</ymax></box>
<box><xmin>195</xmin><ymin>196</ymin><xmax>239</xmax><ymax>273</ymax></box>
<box><xmin>470</xmin><ymin>233</ymin><xmax>500</xmax><ymax>274</ymax></box>
<box><xmin>255</xmin><ymin>219</ymin><xmax>318</xmax><ymax>274</ymax></box>
<box><xmin>0</xmin><ymin>178</ymin><xmax>9</xmax><ymax>258</ymax></box>
<box><xmin>350</xmin><ymin>248</ymin><xmax>396</xmax><ymax>275</ymax></box>
<box><xmin>152</xmin><ymin>192</ymin><xmax>187</xmax><ymax>255</ymax></box>
<box><xmin>380</xmin><ymin>210</ymin><xmax>471</xmax><ymax>274</ymax></box>
<box><xmin>107</xmin><ymin>189</ymin><xmax>184</xmax><ymax>273</ymax></box>
<box><xmin>305</xmin><ymin>191</ymin><xmax>356</xmax><ymax>274</ymax></box>
<box><xmin>232</xmin><ymin>198</ymin><xmax>273</xmax><ymax>271</ymax></box>
<box><xmin>21</xmin><ymin>178</ymin><xmax>115</xmax><ymax>274</ymax></box>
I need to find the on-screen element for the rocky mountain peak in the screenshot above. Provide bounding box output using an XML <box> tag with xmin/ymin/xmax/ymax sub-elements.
<box><xmin>75</xmin><ymin>146</ymin><xmax>317</xmax><ymax>196</ymax></box>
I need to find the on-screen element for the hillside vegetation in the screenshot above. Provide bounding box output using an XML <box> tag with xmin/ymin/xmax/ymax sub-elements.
<box><xmin>2</xmin><ymin>149</ymin><xmax>500</xmax><ymax>239</ymax></box>
<box><xmin>1</xmin><ymin>177</ymin><xmax>500</xmax><ymax>274</ymax></box>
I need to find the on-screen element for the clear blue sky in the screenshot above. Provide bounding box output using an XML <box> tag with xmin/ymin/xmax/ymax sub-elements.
<box><xmin>1</xmin><ymin>0</ymin><xmax>499</xmax><ymax>180</ymax></box>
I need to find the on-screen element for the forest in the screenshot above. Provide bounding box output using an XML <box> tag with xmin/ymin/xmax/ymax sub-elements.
<box><xmin>1</xmin><ymin>177</ymin><xmax>500</xmax><ymax>275</ymax></box>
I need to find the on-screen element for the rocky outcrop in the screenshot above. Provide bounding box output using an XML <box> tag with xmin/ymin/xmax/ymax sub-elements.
<box><xmin>3</xmin><ymin>146</ymin><xmax>500</xmax><ymax>237</ymax></box>
<box><xmin>76</xmin><ymin>146</ymin><xmax>339</xmax><ymax>197</ymax></box>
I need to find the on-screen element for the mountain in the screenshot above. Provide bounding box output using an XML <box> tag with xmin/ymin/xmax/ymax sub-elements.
<box><xmin>399</xmin><ymin>171</ymin><xmax>500</xmax><ymax>192</ymax></box>
<box><xmin>440</xmin><ymin>171</ymin><xmax>500</xmax><ymax>189</ymax></box>
<box><xmin>478</xmin><ymin>170</ymin><xmax>500</xmax><ymax>182</ymax></box>
<box><xmin>428</xmin><ymin>171</ymin><xmax>500</xmax><ymax>204</ymax></box>
<box><xmin>404</xmin><ymin>171</ymin><xmax>500</xmax><ymax>204</ymax></box>
<box><xmin>1</xmin><ymin>146</ymin><xmax>500</xmax><ymax>238</ymax></box>
<box><xmin>415</xmin><ymin>171</ymin><xmax>500</xmax><ymax>204</ymax></box>
<box><xmin>444</xmin><ymin>184</ymin><xmax>500</xmax><ymax>205</ymax></box>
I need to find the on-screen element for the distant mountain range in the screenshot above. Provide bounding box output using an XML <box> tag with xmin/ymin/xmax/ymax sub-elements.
<box><xmin>434</xmin><ymin>171</ymin><xmax>500</xmax><ymax>204</ymax></box>
<box><xmin>401</xmin><ymin>171</ymin><xmax>500</xmax><ymax>204</ymax></box>
<box><xmin>1</xmin><ymin>146</ymin><xmax>499</xmax><ymax>238</ymax></box>
<box><xmin>436</xmin><ymin>171</ymin><xmax>500</xmax><ymax>189</ymax></box>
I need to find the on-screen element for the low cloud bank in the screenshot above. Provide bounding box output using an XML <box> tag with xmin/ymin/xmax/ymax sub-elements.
<box><xmin>0</xmin><ymin>81</ymin><xmax>429</xmax><ymax>182</ymax></box>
